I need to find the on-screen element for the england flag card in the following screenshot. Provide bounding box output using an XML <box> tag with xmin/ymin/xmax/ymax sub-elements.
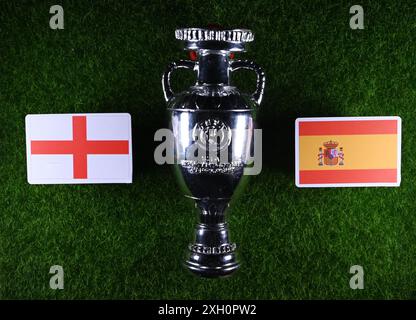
<box><xmin>25</xmin><ymin>113</ymin><xmax>132</xmax><ymax>184</ymax></box>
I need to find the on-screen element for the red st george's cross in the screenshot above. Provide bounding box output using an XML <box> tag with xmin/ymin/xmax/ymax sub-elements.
<box><xmin>30</xmin><ymin>116</ymin><xmax>129</xmax><ymax>179</ymax></box>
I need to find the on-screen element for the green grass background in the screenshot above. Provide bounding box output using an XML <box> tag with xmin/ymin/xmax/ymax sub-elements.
<box><xmin>1</xmin><ymin>0</ymin><xmax>416</xmax><ymax>299</ymax></box>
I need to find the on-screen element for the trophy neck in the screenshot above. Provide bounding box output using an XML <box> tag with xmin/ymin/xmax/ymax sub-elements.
<box><xmin>196</xmin><ymin>50</ymin><xmax>230</xmax><ymax>86</ymax></box>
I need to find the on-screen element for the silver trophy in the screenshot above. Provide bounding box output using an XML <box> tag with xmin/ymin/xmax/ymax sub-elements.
<box><xmin>162</xmin><ymin>28</ymin><xmax>265</xmax><ymax>277</ymax></box>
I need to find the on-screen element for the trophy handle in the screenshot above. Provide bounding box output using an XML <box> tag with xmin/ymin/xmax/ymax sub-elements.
<box><xmin>230</xmin><ymin>60</ymin><xmax>266</xmax><ymax>105</ymax></box>
<box><xmin>162</xmin><ymin>60</ymin><xmax>196</xmax><ymax>102</ymax></box>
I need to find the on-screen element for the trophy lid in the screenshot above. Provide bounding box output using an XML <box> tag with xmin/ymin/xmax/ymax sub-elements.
<box><xmin>175</xmin><ymin>28</ymin><xmax>254</xmax><ymax>52</ymax></box>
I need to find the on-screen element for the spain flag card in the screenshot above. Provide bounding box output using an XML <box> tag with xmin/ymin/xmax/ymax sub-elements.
<box><xmin>295</xmin><ymin>117</ymin><xmax>401</xmax><ymax>188</ymax></box>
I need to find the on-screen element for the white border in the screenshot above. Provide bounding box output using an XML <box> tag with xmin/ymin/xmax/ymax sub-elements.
<box><xmin>295</xmin><ymin>116</ymin><xmax>401</xmax><ymax>188</ymax></box>
<box><xmin>25</xmin><ymin>113</ymin><xmax>133</xmax><ymax>184</ymax></box>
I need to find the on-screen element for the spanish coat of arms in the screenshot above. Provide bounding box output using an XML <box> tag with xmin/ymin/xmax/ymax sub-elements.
<box><xmin>318</xmin><ymin>140</ymin><xmax>344</xmax><ymax>166</ymax></box>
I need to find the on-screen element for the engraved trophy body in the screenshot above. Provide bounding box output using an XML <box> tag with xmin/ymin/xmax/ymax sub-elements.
<box><xmin>162</xmin><ymin>28</ymin><xmax>265</xmax><ymax>277</ymax></box>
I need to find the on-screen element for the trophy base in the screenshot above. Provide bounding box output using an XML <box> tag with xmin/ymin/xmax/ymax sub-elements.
<box><xmin>185</xmin><ymin>259</ymin><xmax>240</xmax><ymax>278</ymax></box>
<box><xmin>185</xmin><ymin>222</ymin><xmax>240</xmax><ymax>278</ymax></box>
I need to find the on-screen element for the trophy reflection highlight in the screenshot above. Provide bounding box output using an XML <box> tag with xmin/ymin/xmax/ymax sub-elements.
<box><xmin>162</xmin><ymin>28</ymin><xmax>265</xmax><ymax>277</ymax></box>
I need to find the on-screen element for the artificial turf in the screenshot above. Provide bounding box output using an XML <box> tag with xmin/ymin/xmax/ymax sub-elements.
<box><xmin>1</xmin><ymin>0</ymin><xmax>416</xmax><ymax>299</ymax></box>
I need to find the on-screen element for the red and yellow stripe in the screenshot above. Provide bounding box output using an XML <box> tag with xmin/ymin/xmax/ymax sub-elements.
<box><xmin>297</xmin><ymin>119</ymin><xmax>400</xmax><ymax>185</ymax></box>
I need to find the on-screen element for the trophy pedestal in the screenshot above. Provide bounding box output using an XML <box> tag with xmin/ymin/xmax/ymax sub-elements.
<box><xmin>185</xmin><ymin>199</ymin><xmax>240</xmax><ymax>277</ymax></box>
<box><xmin>186</xmin><ymin>223</ymin><xmax>239</xmax><ymax>277</ymax></box>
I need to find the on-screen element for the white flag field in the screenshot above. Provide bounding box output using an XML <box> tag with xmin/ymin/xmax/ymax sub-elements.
<box><xmin>25</xmin><ymin>113</ymin><xmax>132</xmax><ymax>184</ymax></box>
